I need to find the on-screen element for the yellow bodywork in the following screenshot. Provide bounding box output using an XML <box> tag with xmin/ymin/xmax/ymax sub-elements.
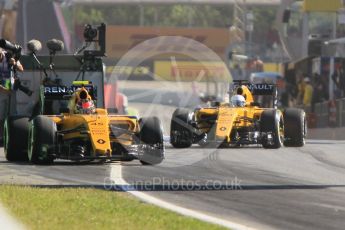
<box><xmin>195</xmin><ymin>85</ymin><xmax>264</xmax><ymax>142</ymax></box>
<box><xmin>49</xmin><ymin>108</ymin><xmax>139</xmax><ymax>156</ymax></box>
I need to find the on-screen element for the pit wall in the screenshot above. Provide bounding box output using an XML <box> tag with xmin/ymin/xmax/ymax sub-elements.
<box><xmin>308</xmin><ymin>127</ymin><xmax>345</xmax><ymax>140</ymax></box>
<box><xmin>306</xmin><ymin>98</ymin><xmax>345</xmax><ymax>140</ymax></box>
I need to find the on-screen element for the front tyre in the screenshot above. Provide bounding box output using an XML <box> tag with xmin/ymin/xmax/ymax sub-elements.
<box><xmin>283</xmin><ymin>108</ymin><xmax>306</xmax><ymax>147</ymax></box>
<box><xmin>261</xmin><ymin>110</ymin><xmax>284</xmax><ymax>149</ymax></box>
<box><xmin>170</xmin><ymin>108</ymin><xmax>193</xmax><ymax>148</ymax></box>
<box><xmin>28</xmin><ymin>116</ymin><xmax>56</xmax><ymax>164</ymax></box>
<box><xmin>139</xmin><ymin>117</ymin><xmax>164</xmax><ymax>165</ymax></box>
<box><xmin>4</xmin><ymin>116</ymin><xmax>30</xmax><ymax>162</ymax></box>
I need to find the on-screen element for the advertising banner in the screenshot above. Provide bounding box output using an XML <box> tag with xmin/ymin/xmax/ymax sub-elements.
<box><xmin>104</xmin><ymin>59</ymin><xmax>154</xmax><ymax>80</ymax></box>
<box><xmin>106</xmin><ymin>26</ymin><xmax>231</xmax><ymax>60</ymax></box>
<box><xmin>154</xmin><ymin>61</ymin><xmax>231</xmax><ymax>82</ymax></box>
<box><xmin>303</xmin><ymin>0</ymin><xmax>341</xmax><ymax>12</ymax></box>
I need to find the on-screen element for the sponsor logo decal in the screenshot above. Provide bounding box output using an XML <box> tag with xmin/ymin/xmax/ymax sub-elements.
<box><xmin>97</xmin><ymin>139</ymin><xmax>106</xmax><ymax>144</ymax></box>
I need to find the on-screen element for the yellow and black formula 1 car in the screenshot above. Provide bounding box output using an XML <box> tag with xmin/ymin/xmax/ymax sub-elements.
<box><xmin>3</xmin><ymin>24</ymin><xmax>164</xmax><ymax>165</ymax></box>
<box><xmin>27</xmin><ymin>85</ymin><xmax>164</xmax><ymax>164</ymax></box>
<box><xmin>170</xmin><ymin>80</ymin><xmax>306</xmax><ymax>149</ymax></box>
<box><xmin>5</xmin><ymin>82</ymin><xmax>164</xmax><ymax>165</ymax></box>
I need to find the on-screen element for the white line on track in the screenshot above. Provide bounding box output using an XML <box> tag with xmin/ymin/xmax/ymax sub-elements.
<box><xmin>312</xmin><ymin>203</ymin><xmax>345</xmax><ymax>212</ymax></box>
<box><xmin>0</xmin><ymin>204</ymin><xmax>25</xmax><ymax>230</ymax></box>
<box><xmin>109</xmin><ymin>163</ymin><xmax>257</xmax><ymax>230</ymax></box>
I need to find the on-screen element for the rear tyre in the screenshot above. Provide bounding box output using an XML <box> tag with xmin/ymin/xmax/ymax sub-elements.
<box><xmin>4</xmin><ymin>116</ymin><xmax>30</xmax><ymax>162</ymax></box>
<box><xmin>139</xmin><ymin>117</ymin><xmax>164</xmax><ymax>165</ymax></box>
<box><xmin>261</xmin><ymin>110</ymin><xmax>284</xmax><ymax>149</ymax></box>
<box><xmin>28</xmin><ymin>116</ymin><xmax>56</xmax><ymax>164</ymax></box>
<box><xmin>170</xmin><ymin>108</ymin><xmax>193</xmax><ymax>148</ymax></box>
<box><xmin>283</xmin><ymin>108</ymin><xmax>306</xmax><ymax>147</ymax></box>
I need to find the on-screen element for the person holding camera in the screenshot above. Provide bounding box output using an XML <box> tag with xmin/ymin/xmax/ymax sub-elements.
<box><xmin>0</xmin><ymin>48</ymin><xmax>24</xmax><ymax>144</ymax></box>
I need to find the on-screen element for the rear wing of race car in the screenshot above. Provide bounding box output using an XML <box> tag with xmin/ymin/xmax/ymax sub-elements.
<box><xmin>231</xmin><ymin>80</ymin><xmax>277</xmax><ymax>95</ymax></box>
<box><xmin>230</xmin><ymin>80</ymin><xmax>278</xmax><ymax>108</ymax></box>
<box><xmin>43</xmin><ymin>81</ymin><xmax>97</xmax><ymax>100</ymax></box>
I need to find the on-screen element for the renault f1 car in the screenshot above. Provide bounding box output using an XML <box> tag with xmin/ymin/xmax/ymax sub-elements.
<box><xmin>3</xmin><ymin>24</ymin><xmax>164</xmax><ymax>164</ymax></box>
<box><xmin>5</xmin><ymin>82</ymin><xmax>164</xmax><ymax>164</ymax></box>
<box><xmin>170</xmin><ymin>80</ymin><xmax>306</xmax><ymax>149</ymax></box>
<box><xmin>31</xmin><ymin>84</ymin><xmax>164</xmax><ymax>164</ymax></box>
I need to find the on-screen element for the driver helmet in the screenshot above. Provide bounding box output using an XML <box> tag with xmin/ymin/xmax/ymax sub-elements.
<box><xmin>230</xmin><ymin>94</ymin><xmax>246</xmax><ymax>107</ymax></box>
<box><xmin>75</xmin><ymin>99</ymin><xmax>95</xmax><ymax>114</ymax></box>
<box><xmin>74</xmin><ymin>89</ymin><xmax>96</xmax><ymax>114</ymax></box>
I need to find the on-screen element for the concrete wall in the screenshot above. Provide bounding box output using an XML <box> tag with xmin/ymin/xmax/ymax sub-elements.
<box><xmin>308</xmin><ymin>127</ymin><xmax>345</xmax><ymax>140</ymax></box>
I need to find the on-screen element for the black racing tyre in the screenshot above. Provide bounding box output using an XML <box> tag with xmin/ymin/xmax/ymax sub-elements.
<box><xmin>170</xmin><ymin>108</ymin><xmax>193</xmax><ymax>148</ymax></box>
<box><xmin>28</xmin><ymin>116</ymin><xmax>56</xmax><ymax>164</ymax></box>
<box><xmin>4</xmin><ymin>116</ymin><xmax>30</xmax><ymax>162</ymax></box>
<box><xmin>283</xmin><ymin>108</ymin><xmax>306</xmax><ymax>147</ymax></box>
<box><xmin>260</xmin><ymin>110</ymin><xmax>284</xmax><ymax>149</ymax></box>
<box><xmin>139</xmin><ymin>117</ymin><xmax>164</xmax><ymax>165</ymax></box>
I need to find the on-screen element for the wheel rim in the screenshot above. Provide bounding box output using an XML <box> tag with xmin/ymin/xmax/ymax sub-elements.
<box><xmin>303</xmin><ymin>116</ymin><xmax>307</xmax><ymax>144</ymax></box>
<box><xmin>28</xmin><ymin>122</ymin><xmax>34</xmax><ymax>161</ymax></box>
<box><xmin>278</xmin><ymin>117</ymin><xmax>284</xmax><ymax>144</ymax></box>
<box><xmin>274</xmin><ymin>114</ymin><xmax>284</xmax><ymax>145</ymax></box>
<box><xmin>4</xmin><ymin>119</ymin><xmax>9</xmax><ymax>153</ymax></box>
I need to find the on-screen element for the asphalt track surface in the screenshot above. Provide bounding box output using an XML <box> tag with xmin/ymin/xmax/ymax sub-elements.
<box><xmin>1</xmin><ymin>97</ymin><xmax>345</xmax><ymax>229</ymax></box>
